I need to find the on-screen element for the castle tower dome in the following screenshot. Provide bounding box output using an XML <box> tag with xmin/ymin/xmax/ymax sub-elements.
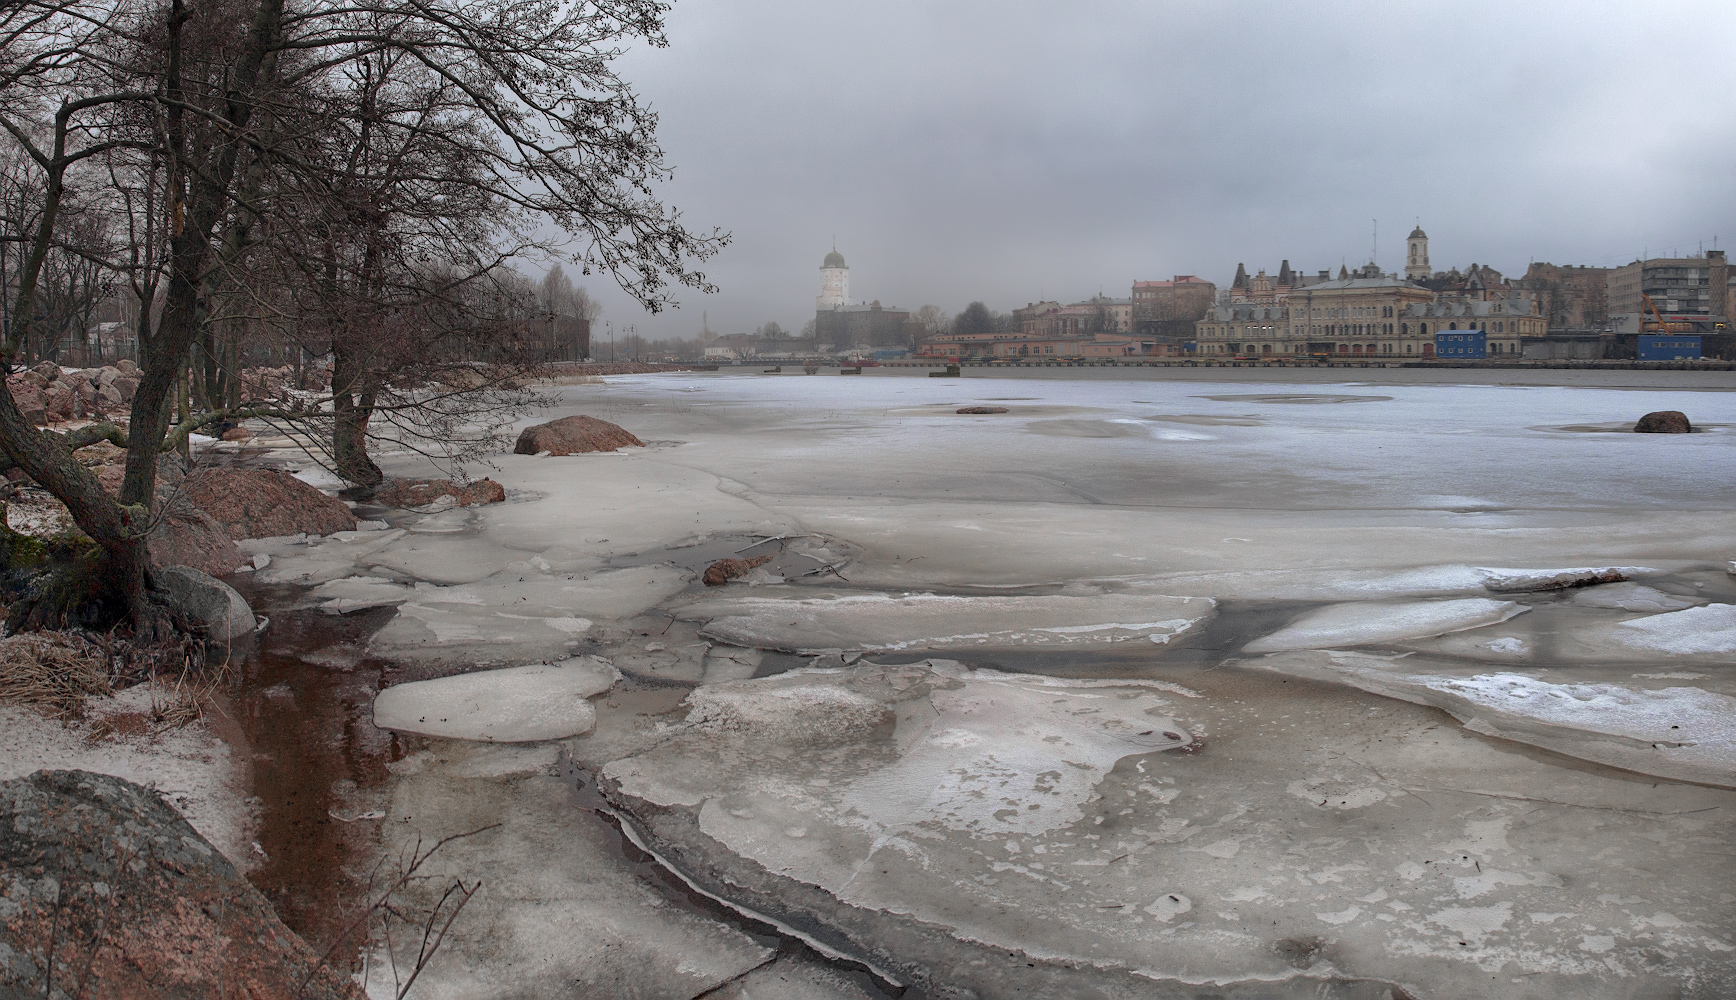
<box><xmin>818</xmin><ymin>249</ymin><xmax>849</xmax><ymax>309</ymax></box>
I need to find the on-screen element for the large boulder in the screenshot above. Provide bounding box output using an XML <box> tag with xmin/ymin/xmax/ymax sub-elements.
<box><xmin>0</xmin><ymin>770</ymin><xmax>362</xmax><ymax>999</ymax></box>
<box><xmin>152</xmin><ymin>564</ymin><xmax>256</xmax><ymax>640</ymax></box>
<box><xmin>116</xmin><ymin>358</ymin><xmax>139</xmax><ymax>375</ymax></box>
<box><xmin>31</xmin><ymin>360</ymin><xmax>61</xmax><ymax>382</ymax></box>
<box><xmin>43</xmin><ymin>382</ymin><xmax>74</xmax><ymax>421</ymax></box>
<box><xmin>112</xmin><ymin>374</ymin><xmax>139</xmax><ymax>401</ymax></box>
<box><xmin>147</xmin><ymin>492</ymin><xmax>250</xmax><ymax>576</ymax></box>
<box><xmin>1635</xmin><ymin>410</ymin><xmax>1691</xmax><ymax>434</ymax></box>
<box><xmin>514</xmin><ymin>414</ymin><xmax>643</xmax><ymax>456</ymax></box>
<box><xmin>180</xmin><ymin>467</ymin><xmax>357</xmax><ymax>539</ymax></box>
<box><xmin>10</xmin><ymin>382</ymin><xmax>46</xmax><ymax>425</ymax></box>
<box><xmin>374</xmin><ymin>476</ymin><xmax>506</xmax><ymax>508</ymax></box>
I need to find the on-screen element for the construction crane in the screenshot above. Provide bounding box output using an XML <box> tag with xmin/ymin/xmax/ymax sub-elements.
<box><xmin>1640</xmin><ymin>294</ymin><xmax>1693</xmax><ymax>333</ymax></box>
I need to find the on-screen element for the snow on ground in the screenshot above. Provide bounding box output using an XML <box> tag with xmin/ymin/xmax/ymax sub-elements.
<box><xmin>0</xmin><ymin>685</ymin><xmax>253</xmax><ymax>869</ymax></box>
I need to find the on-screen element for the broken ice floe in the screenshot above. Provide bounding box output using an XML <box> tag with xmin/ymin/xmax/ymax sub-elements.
<box><xmin>677</xmin><ymin>590</ymin><xmax>1211</xmax><ymax>653</ymax></box>
<box><xmin>1569</xmin><ymin>583</ymin><xmax>1699</xmax><ymax>612</ymax></box>
<box><xmin>1479</xmin><ymin>566</ymin><xmax>1644</xmax><ymax>593</ymax></box>
<box><xmin>605</xmin><ymin>660</ymin><xmax>1192</xmax><ymax>864</ymax></box>
<box><xmin>306</xmin><ymin>575</ymin><xmax>413</xmax><ymax>614</ymax></box>
<box><xmin>1247</xmin><ymin>650</ymin><xmax>1736</xmax><ymax>786</ymax></box>
<box><xmin>1243</xmin><ymin>598</ymin><xmax>1526</xmax><ymax>653</ymax></box>
<box><xmin>366</xmin><ymin>564</ymin><xmax>688</xmax><ymax>665</ymax></box>
<box><xmin>1613</xmin><ymin>604</ymin><xmax>1736</xmax><ymax>656</ymax></box>
<box><xmin>372</xmin><ymin>656</ymin><xmax>619</xmax><ymax>742</ymax></box>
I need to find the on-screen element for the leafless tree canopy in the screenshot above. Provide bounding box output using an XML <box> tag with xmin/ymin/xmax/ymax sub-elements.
<box><xmin>0</xmin><ymin>0</ymin><xmax>725</xmax><ymax>630</ymax></box>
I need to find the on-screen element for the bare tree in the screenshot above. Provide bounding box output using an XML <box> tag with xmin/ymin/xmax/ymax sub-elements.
<box><xmin>914</xmin><ymin>304</ymin><xmax>950</xmax><ymax>334</ymax></box>
<box><xmin>0</xmin><ymin>0</ymin><xmax>726</xmax><ymax>631</ymax></box>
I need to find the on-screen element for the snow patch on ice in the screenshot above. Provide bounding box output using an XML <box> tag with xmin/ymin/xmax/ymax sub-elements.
<box><xmin>605</xmin><ymin>660</ymin><xmax>1194</xmax><ymax>905</ymax></box>
<box><xmin>1571</xmin><ymin>583</ymin><xmax>1697</xmax><ymax>612</ymax></box>
<box><xmin>372</xmin><ymin>656</ymin><xmax>619</xmax><ymax>742</ymax></box>
<box><xmin>1416</xmin><ymin>673</ymin><xmax>1736</xmax><ymax>748</ymax></box>
<box><xmin>1615</xmin><ymin>604</ymin><xmax>1736</xmax><ymax>655</ymax></box>
<box><xmin>681</xmin><ymin>590</ymin><xmax>1212</xmax><ymax>653</ymax></box>
<box><xmin>1245</xmin><ymin>598</ymin><xmax>1526</xmax><ymax>652</ymax></box>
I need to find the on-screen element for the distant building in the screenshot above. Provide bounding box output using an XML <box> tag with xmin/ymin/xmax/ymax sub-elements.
<box><xmin>1012</xmin><ymin>296</ymin><xmax>1131</xmax><ymax>339</ymax></box>
<box><xmin>1399</xmin><ymin>293</ymin><xmax>1544</xmax><ymax>356</ymax></box>
<box><xmin>1195</xmin><ymin>227</ymin><xmax>1548</xmax><ymax>357</ymax></box>
<box><xmin>1637</xmin><ymin>334</ymin><xmax>1703</xmax><ymax>360</ymax></box>
<box><xmin>1518</xmin><ymin>262</ymin><xmax>1612</xmax><ymax>331</ymax></box>
<box><xmin>1434</xmin><ymin>331</ymin><xmax>1487</xmax><ymax>359</ymax></box>
<box><xmin>1132</xmin><ymin>276</ymin><xmax>1215</xmax><ymax>340</ymax></box>
<box><xmin>1196</xmin><ymin>265</ymin><xmax>1436</xmax><ymax>357</ymax></box>
<box><xmin>1013</xmin><ymin>301</ymin><xmax>1062</xmax><ymax>336</ymax></box>
<box><xmin>1607</xmin><ymin>251</ymin><xmax>1729</xmax><ymax>333</ymax></box>
<box><xmin>811</xmin><ymin>248</ymin><xmax>913</xmax><ymax>348</ymax></box>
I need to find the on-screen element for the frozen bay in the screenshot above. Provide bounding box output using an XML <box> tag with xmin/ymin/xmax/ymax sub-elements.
<box><xmin>311</xmin><ymin>367</ymin><xmax>1736</xmax><ymax>999</ymax></box>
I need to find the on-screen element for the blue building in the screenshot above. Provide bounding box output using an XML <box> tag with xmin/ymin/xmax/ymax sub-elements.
<box><xmin>1434</xmin><ymin>331</ymin><xmax>1486</xmax><ymax>358</ymax></box>
<box><xmin>1637</xmin><ymin>335</ymin><xmax>1702</xmax><ymax>361</ymax></box>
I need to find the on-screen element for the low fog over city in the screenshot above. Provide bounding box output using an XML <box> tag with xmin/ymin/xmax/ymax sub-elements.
<box><xmin>0</xmin><ymin>3</ymin><xmax>1731</xmax><ymax>1000</ymax></box>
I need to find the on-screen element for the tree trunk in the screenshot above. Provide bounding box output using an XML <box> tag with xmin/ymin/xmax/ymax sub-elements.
<box><xmin>331</xmin><ymin>337</ymin><xmax>381</xmax><ymax>485</ymax></box>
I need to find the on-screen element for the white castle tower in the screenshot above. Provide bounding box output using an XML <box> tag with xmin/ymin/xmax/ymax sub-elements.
<box><xmin>817</xmin><ymin>249</ymin><xmax>849</xmax><ymax>308</ymax></box>
<box><xmin>1404</xmin><ymin>225</ymin><xmax>1430</xmax><ymax>281</ymax></box>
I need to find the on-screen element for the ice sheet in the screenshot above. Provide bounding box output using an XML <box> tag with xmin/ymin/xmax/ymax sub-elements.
<box><xmin>680</xmin><ymin>589</ymin><xmax>1211</xmax><ymax>653</ymax></box>
<box><xmin>1615</xmin><ymin>603</ymin><xmax>1736</xmax><ymax>655</ymax></box>
<box><xmin>367</xmin><ymin>565</ymin><xmax>688</xmax><ymax>665</ymax></box>
<box><xmin>372</xmin><ymin>656</ymin><xmax>619</xmax><ymax>742</ymax></box>
<box><xmin>1570</xmin><ymin>582</ymin><xmax>1699</xmax><ymax>612</ymax></box>
<box><xmin>595</xmin><ymin>648</ymin><xmax>1736</xmax><ymax>995</ymax></box>
<box><xmin>362</xmin><ymin>743</ymin><xmax>774</xmax><ymax>998</ymax></box>
<box><xmin>1244</xmin><ymin>598</ymin><xmax>1527</xmax><ymax>652</ymax></box>
<box><xmin>1246</xmin><ymin>650</ymin><xmax>1736</xmax><ymax>786</ymax></box>
<box><xmin>605</xmin><ymin>659</ymin><xmax>1191</xmax><ymax>863</ymax></box>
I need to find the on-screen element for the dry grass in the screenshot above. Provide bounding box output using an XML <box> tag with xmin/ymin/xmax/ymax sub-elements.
<box><xmin>0</xmin><ymin>632</ymin><xmax>112</xmax><ymax>719</ymax></box>
<box><xmin>149</xmin><ymin>671</ymin><xmax>214</xmax><ymax>728</ymax></box>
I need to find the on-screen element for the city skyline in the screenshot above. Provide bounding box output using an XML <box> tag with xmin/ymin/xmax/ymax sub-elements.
<box><xmin>569</xmin><ymin>0</ymin><xmax>1736</xmax><ymax>338</ymax></box>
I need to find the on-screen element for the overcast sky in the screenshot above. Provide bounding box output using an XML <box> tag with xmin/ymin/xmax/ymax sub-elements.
<box><xmin>571</xmin><ymin>1</ymin><xmax>1736</xmax><ymax>340</ymax></box>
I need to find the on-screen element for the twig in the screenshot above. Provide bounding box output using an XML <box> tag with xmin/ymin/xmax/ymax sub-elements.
<box><xmin>734</xmin><ymin>533</ymin><xmax>806</xmax><ymax>553</ymax></box>
<box><xmin>297</xmin><ymin>823</ymin><xmax>501</xmax><ymax>998</ymax></box>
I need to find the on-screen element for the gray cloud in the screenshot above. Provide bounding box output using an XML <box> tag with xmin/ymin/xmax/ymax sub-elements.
<box><xmin>574</xmin><ymin>0</ymin><xmax>1736</xmax><ymax>339</ymax></box>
